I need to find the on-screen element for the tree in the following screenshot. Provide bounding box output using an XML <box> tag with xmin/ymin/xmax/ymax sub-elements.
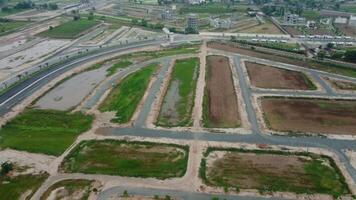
<box><xmin>326</xmin><ymin>43</ymin><xmax>334</xmax><ymax>49</ymax></box>
<box><xmin>48</xmin><ymin>3</ymin><xmax>58</xmax><ymax>10</ymax></box>
<box><xmin>1</xmin><ymin>162</ymin><xmax>13</xmax><ymax>175</ymax></box>
<box><xmin>344</xmin><ymin>49</ymin><xmax>356</xmax><ymax>62</ymax></box>
<box><xmin>122</xmin><ymin>190</ymin><xmax>129</xmax><ymax>197</ymax></box>
<box><xmin>317</xmin><ymin>50</ymin><xmax>326</xmax><ymax>60</ymax></box>
<box><xmin>88</xmin><ymin>12</ymin><xmax>94</xmax><ymax>20</ymax></box>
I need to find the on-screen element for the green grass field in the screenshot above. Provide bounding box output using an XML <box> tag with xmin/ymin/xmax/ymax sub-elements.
<box><xmin>40</xmin><ymin>179</ymin><xmax>93</xmax><ymax>200</ymax></box>
<box><xmin>0</xmin><ymin>173</ymin><xmax>48</xmax><ymax>200</ymax></box>
<box><xmin>341</xmin><ymin>5</ymin><xmax>356</xmax><ymax>13</ymax></box>
<box><xmin>0</xmin><ymin>21</ymin><xmax>28</xmax><ymax>35</ymax></box>
<box><xmin>39</xmin><ymin>18</ymin><xmax>99</xmax><ymax>39</ymax></box>
<box><xmin>99</xmin><ymin>64</ymin><xmax>158</xmax><ymax>123</ymax></box>
<box><xmin>0</xmin><ymin>109</ymin><xmax>93</xmax><ymax>156</ymax></box>
<box><xmin>60</xmin><ymin>140</ymin><xmax>189</xmax><ymax>179</ymax></box>
<box><xmin>200</xmin><ymin>148</ymin><xmax>350</xmax><ymax>197</ymax></box>
<box><xmin>106</xmin><ymin>60</ymin><xmax>132</xmax><ymax>76</ymax></box>
<box><xmin>157</xmin><ymin>57</ymin><xmax>199</xmax><ymax>127</ymax></box>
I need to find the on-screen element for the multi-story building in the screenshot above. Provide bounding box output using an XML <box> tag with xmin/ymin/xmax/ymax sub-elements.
<box><xmin>187</xmin><ymin>14</ymin><xmax>198</xmax><ymax>32</ymax></box>
<box><xmin>283</xmin><ymin>13</ymin><xmax>306</xmax><ymax>25</ymax></box>
<box><xmin>349</xmin><ymin>15</ymin><xmax>356</xmax><ymax>27</ymax></box>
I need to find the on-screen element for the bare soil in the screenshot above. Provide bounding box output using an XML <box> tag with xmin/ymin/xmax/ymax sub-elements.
<box><xmin>245</xmin><ymin>61</ymin><xmax>314</xmax><ymax>90</ymax></box>
<box><xmin>207</xmin><ymin>152</ymin><xmax>307</xmax><ymax>189</ymax></box>
<box><xmin>204</xmin><ymin>55</ymin><xmax>240</xmax><ymax>128</ymax></box>
<box><xmin>208</xmin><ymin>42</ymin><xmax>308</xmax><ymax>67</ymax></box>
<box><xmin>261</xmin><ymin>97</ymin><xmax>356</xmax><ymax>135</ymax></box>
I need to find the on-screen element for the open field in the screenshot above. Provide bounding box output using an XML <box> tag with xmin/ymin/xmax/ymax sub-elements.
<box><xmin>60</xmin><ymin>140</ymin><xmax>189</xmax><ymax>179</ymax></box>
<box><xmin>201</xmin><ymin>148</ymin><xmax>349</xmax><ymax>197</ymax></box>
<box><xmin>203</xmin><ymin>55</ymin><xmax>240</xmax><ymax>128</ymax></box>
<box><xmin>208</xmin><ymin>42</ymin><xmax>356</xmax><ymax>78</ymax></box>
<box><xmin>40</xmin><ymin>179</ymin><xmax>96</xmax><ymax>200</ymax></box>
<box><xmin>99</xmin><ymin>63</ymin><xmax>158</xmax><ymax>123</ymax></box>
<box><xmin>245</xmin><ymin>62</ymin><xmax>316</xmax><ymax>90</ymax></box>
<box><xmin>0</xmin><ymin>172</ymin><xmax>48</xmax><ymax>200</ymax></box>
<box><xmin>0</xmin><ymin>20</ymin><xmax>28</xmax><ymax>35</ymax></box>
<box><xmin>237</xmin><ymin>20</ymin><xmax>283</xmax><ymax>35</ymax></box>
<box><xmin>261</xmin><ymin>97</ymin><xmax>356</xmax><ymax>135</ymax></box>
<box><xmin>324</xmin><ymin>77</ymin><xmax>356</xmax><ymax>91</ymax></box>
<box><xmin>157</xmin><ymin>57</ymin><xmax>199</xmax><ymax>127</ymax></box>
<box><xmin>0</xmin><ymin>109</ymin><xmax>93</xmax><ymax>155</ymax></box>
<box><xmin>39</xmin><ymin>18</ymin><xmax>100</xmax><ymax>39</ymax></box>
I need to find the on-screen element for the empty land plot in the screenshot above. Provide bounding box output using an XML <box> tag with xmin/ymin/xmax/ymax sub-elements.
<box><xmin>324</xmin><ymin>77</ymin><xmax>356</xmax><ymax>91</ymax></box>
<box><xmin>261</xmin><ymin>97</ymin><xmax>356</xmax><ymax>135</ymax></box>
<box><xmin>207</xmin><ymin>42</ymin><xmax>356</xmax><ymax>78</ymax></box>
<box><xmin>60</xmin><ymin>140</ymin><xmax>189</xmax><ymax>179</ymax></box>
<box><xmin>157</xmin><ymin>57</ymin><xmax>199</xmax><ymax>127</ymax></box>
<box><xmin>99</xmin><ymin>63</ymin><xmax>158</xmax><ymax>123</ymax></box>
<box><xmin>0</xmin><ymin>109</ymin><xmax>93</xmax><ymax>155</ymax></box>
<box><xmin>39</xmin><ymin>19</ymin><xmax>99</xmax><ymax>39</ymax></box>
<box><xmin>40</xmin><ymin>179</ymin><xmax>96</xmax><ymax>200</ymax></box>
<box><xmin>245</xmin><ymin>62</ymin><xmax>316</xmax><ymax>90</ymax></box>
<box><xmin>0</xmin><ymin>172</ymin><xmax>48</xmax><ymax>200</ymax></box>
<box><xmin>203</xmin><ymin>55</ymin><xmax>240</xmax><ymax>128</ymax></box>
<box><xmin>201</xmin><ymin>149</ymin><xmax>349</xmax><ymax>197</ymax></box>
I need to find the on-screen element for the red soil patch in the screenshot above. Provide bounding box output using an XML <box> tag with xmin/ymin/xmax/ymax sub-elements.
<box><xmin>261</xmin><ymin>97</ymin><xmax>356</xmax><ymax>135</ymax></box>
<box><xmin>245</xmin><ymin>62</ymin><xmax>314</xmax><ymax>90</ymax></box>
<box><xmin>204</xmin><ymin>55</ymin><xmax>240</xmax><ymax>128</ymax></box>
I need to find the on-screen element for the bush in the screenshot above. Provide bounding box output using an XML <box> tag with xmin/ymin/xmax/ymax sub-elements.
<box><xmin>1</xmin><ymin>162</ymin><xmax>13</xmax><ymax>175</ymax></box>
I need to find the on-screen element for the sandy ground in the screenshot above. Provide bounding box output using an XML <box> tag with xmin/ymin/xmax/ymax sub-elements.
<box><xmin>34</xmin><ymin>65</ymin><xmax>109</xmax><ymax>111</ymax></box>
<box><xmin>0</xmin><ymin>149</ymin><xmax>55</xmax><ymax>173</ymax></box>
<box><xmin>0</xmin><ymin>39</ymin><xmax>69</xmax><ymax>81</ymax></box>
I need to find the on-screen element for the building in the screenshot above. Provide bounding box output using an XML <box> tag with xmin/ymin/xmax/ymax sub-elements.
<box><xmin>187</xmin><ymin>14</ymin><xmax>198</xmax><ymax>32</ymax></box>
<box><xmin>185</xmin><ymin>0</ymin><xmax>205</xmax><ymax>4</ymax></box>
<box><xmin>283</xmin><ymin>13</ymin><xmax>306</xmax><ymax>25</ymax></box>
<box><xmin>349</xmin><ymin>15</ymin><xmax>356</xmax><ymax>27</ymax></box>
<box><xmin>209</xmin><ymin>18</ymin><xmax>232</xmax><ymax>29</ymax></box>
<box><xmin>334</xmin><ymin>16</ymin><xmax>348</xmax><ymax>24</ymax></box>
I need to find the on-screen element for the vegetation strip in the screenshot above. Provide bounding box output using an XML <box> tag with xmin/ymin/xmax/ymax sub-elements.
<box><xmin>99</xmin><ymin>63</ymin><xmax>158</xmax><ymax>123</ymax></box>
<box><xmin>0</xmin><ymin>109</ymin><xmax>93</xmax><ymax>155</ymax></box>
<box><xmin>60</xmin><ymin>140</ymin><xmax>189</xmax><ymax>179</ymax></box>
<box><xmin>157</xmin><ymin>57</ymin><xmax>199</xmax><ymax>127</ymax></box>
<box><xmin>40</xmin><ymin>179</ymin><xmax>94</xmax><ymax>200</ymax></box>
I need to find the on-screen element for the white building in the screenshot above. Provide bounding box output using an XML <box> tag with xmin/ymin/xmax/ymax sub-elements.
<box><xmin>349</xmin><ymin>15</ymin><xmax>356</xmax><ymax>27</ymax></box>
<box><xmin>209</xmin><ymin>18</ymin><xmax>232</xmax><ymax>29</ymax></box>
<box><xmin>334</xmin><ymin>16</ymin><xmax>348</xmax><ymax>24</ymax></box>
<box><xmin>306</xmin><ymin>20</ymin><xmax>317</xmax><ymax>29</ymax></box>
<box><xmin>283</xmin><ymin>13</ymin><xmax>306</xmax><ymax>25</ymax></box>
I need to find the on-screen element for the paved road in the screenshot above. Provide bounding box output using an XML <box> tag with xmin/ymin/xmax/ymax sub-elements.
<box><xmin>0</xmin><ymin>39</ymin><xmax>165</xmax><ymax>116</ymax></box>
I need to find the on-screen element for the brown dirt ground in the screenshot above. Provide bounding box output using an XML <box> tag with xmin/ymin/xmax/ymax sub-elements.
<box><xmin>261</xmin><ymin>97</ymin><xmax>356</xmax><ymax>135</ymax></box>
<box><xmin>245</xmin><ymin>61</ymin><xmax>313</xmax><ymax>90</ymax></box>
<box><xmin>207</xmin><ymin>152</ymin><xmax>308</xmax><ymax>189</ymax></box>
<box><xmin>208</xmin><ymin>42</ymin><xmax>308</xmax><ymax>67</ymax></box>
<box><xmin>335</xmin><ymin>24</ymin><xmax>356</xmax><ymax>37</ymax></box>
<box><xmin>205</xmin><ymin>55</ymin><xmax>240</xmax><ymax>128</ymax></box>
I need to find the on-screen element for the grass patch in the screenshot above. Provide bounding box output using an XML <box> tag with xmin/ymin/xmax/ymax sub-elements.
<box><xmin>180</xmin><ymin>3</ymin><xmax>236</xmax><ymax>14</ymax></box>
<box><xmin>0</xmin><ymin>20</ymin><xmax>27</xmax><ymax>36</ymax></box>
<box><xmin>106</xmin><ymin>60</ymin><xmax>132</xmax><ymax>77</ymax></box>
<box><xmin>99</xmin><ymin>64</ymin><xmax>158</xmax><ymax>123</ymax></box>
<box><xmin>0</xmin><ymin>109</ymin><xmax>93</xmax><ymax>156</ymax></box>
<box><xmin>0</xmin><ymin>173</ymin><xmax>48</xmax><ymax>200</ymax></box>
<box><xmin>157</xmin><ymin>57</ymin><xmax>199</xmax><ymax>127</ymax></box>
<box><xmin>200</xmin><ymin>147</ymin><xmax>350</xmax><ymax>198</ymax></box>
<box><xmin>40</xmin><ymin>179</ymin><xmax>93</xmax><ymax>200</ymax></box>
<box><xmin>39</xmin><ymin>18</ymin><xmax>99</xmax><ymax>39</ymax></box>
<box><xmin>60</xmin><ymin>140</ymin><xmax>189</xmax><ymax>179</ymax></box>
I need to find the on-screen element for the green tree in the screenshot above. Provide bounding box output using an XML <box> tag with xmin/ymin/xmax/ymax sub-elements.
<box><xmin>1</xmin><ymin>162</ymin><xmax>13</xmax><ymax>175</ymax></box>
<box><xmin>344</xmin><ymin>49</ymin><xmax>356</xmax><ymax>62</ymax></box>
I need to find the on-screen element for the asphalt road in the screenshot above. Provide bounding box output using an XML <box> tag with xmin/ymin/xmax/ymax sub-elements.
<box><xmin>0</xmin><ymin>39</ymin><xmax>165</xmax><ymax>116</ymax></box>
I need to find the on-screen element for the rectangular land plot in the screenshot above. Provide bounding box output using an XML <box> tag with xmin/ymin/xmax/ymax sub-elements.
<box><xmin>261</xmin><ymin>97</ymin><xmax>356</xmax><ymax>135</ymax></box>
<box><xmin>203</xmin><ymin>55</ymin><xmax>240</xmax><ymax>128</ymax></box>
<box><xmin>99</xmin><ymin>63</ymin><xmax>158</xmax><ymax>123</ymax></box>
<box><xmin>202</xmin><ymin>149</ymin><xmax>350</xmax><ymax>197</ymax></box>
<box><xmin>60</xmin><ymin>140</ymin><xmax>189</xmax><ymax>179</ymax></box>
<box><xmin>157</xmin><ymin>57</ymin><xmax>199</xmax><ymax>127</ymax></box>
<box><xmin>324</xmin><ymin>77</ymin><xmax>356</xmax><ymax>91</ymax></box>
<box><xmin>245</xmin><ymin>62</ymin><xmax>316</xmax><ymax>90</ymax></box>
